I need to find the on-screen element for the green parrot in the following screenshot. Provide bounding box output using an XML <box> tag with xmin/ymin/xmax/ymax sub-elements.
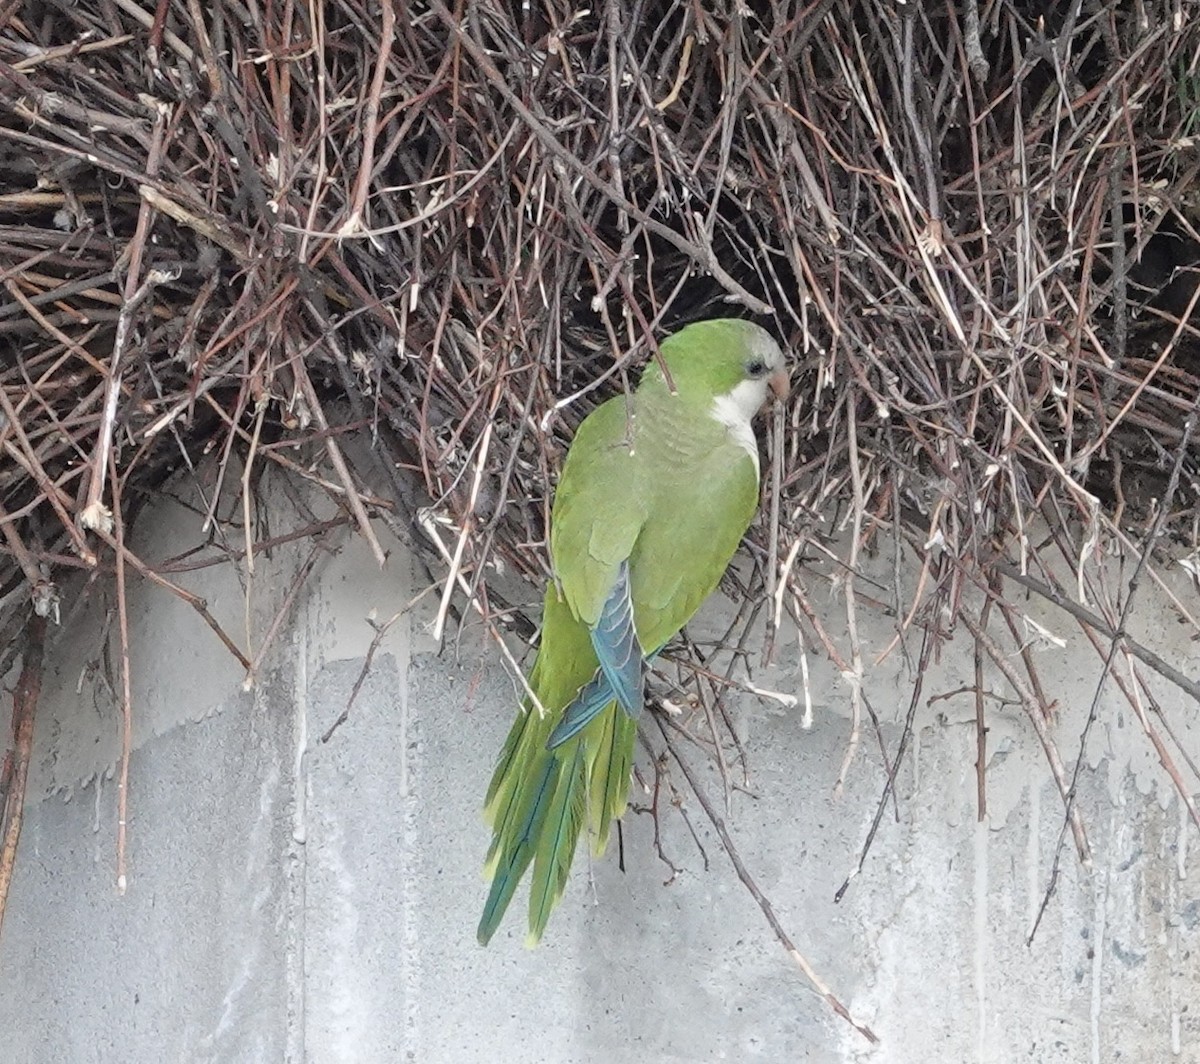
<box><xmin>478</xmin><ymin>317</ymin><xmax>789</xmax><ymax>946</ymax></box>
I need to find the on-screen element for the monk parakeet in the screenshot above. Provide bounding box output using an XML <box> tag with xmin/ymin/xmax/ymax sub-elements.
<box><xmin>478</xmin><ymin>318</ymin><xmax>788</xmax><ymax>946</ymax></box>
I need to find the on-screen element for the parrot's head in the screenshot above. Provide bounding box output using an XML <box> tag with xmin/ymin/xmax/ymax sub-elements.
<box><xmin>650</xmin><ymin>318</ymin><xmax>789</xmax><ymax>427</ymax></box>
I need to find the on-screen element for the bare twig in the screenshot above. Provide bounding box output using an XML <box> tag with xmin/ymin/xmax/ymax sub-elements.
<box><xmin>654</xmin><ymin>714</ymin><xmax>878</xmax><ymax>1045</ymax></box>
<box><xmin>0</xmin><ymin>614</ymin><xmax>46</xmax><ymax>940</ymax></box>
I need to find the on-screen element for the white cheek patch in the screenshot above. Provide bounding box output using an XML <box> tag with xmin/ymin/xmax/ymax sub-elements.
<box><xmin>710</xmin><ymin>378</ymin><xmax>767</xmax><ymax>477</ymax></box>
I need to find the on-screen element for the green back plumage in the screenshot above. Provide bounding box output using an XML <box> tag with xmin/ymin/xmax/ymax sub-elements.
<box><xmin>478</xmin><ymin>318</ymin><xmax>782</xmax><ymax>946</ymax></box>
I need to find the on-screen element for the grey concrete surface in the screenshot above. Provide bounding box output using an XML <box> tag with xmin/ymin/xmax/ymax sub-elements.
<box><xmin>1</xmin><ymin>476</ymin><xmax>1199</xmax><ymax>1063</ymax></box>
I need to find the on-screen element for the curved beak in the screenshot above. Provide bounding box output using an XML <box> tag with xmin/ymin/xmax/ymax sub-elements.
<box><xmin>768</xmin><ymin>365</ymin><xmax>790</xmax><ymax>401</ymax></box>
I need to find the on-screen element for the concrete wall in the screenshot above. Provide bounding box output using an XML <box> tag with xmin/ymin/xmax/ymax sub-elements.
<box><xmin>2</xmin><ymin>478</ymin><xmax>1198</xmax><ymax>1062</ymax></box>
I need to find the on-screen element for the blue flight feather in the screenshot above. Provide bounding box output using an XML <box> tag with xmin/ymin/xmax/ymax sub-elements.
<box><xmin>546</xmin><ymin>641</ymin><xmax>666</xmax><ymax>750</ymax></box>
<box><xmin>546</xmin><ymin>670</ymin><xmax>614</xmax><ymax>748</ymax></box>
<box><xmin>589</xmin><ymin>559</ymin><xmax>644</xmax><ymax>716</ymax></box>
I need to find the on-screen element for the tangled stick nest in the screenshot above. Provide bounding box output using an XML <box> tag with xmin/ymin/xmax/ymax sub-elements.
<box><xmin>2</xmin><ymin>0</ymin><xmax>1200</xmax><ymax>1024</ymax></box>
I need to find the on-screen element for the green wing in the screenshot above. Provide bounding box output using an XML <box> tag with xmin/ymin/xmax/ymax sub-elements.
<box><xmin>549</xmin><ymin>398</ymin><xmax>649</xmax><ymax>625</ymax></box>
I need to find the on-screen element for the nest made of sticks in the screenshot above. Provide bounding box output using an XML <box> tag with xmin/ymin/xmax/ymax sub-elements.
<box><xmin>2</xmin><ymin>0</ymin><xmax>1200</xmax><ymax>1012</ymax></box>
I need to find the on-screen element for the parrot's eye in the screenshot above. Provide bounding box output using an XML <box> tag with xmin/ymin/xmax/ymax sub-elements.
<box><xmin>746</xmin><ymin>359</ymin><xmax>767</xmax><ymax>377</ymax></box>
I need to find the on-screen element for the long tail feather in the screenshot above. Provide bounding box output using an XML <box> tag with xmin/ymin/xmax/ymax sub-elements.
<box><xmin>478</xmin><ymin>756</ymin><xmax>556</xmax><ymax>944</ymax></box>
<box><xmin>479</xmin><ymin>586</ymin><xmax>638</xmax><ymax>945</ymax></box>
<box><xmin>483</xmin><ymin>700</ymin><xmax>533</xmax><ymax>825</ymax></box>
<box><xmin>482</xmin><ymin>695</ymin><xmax>543</xmax><ymax>875</ymax></box>
<box><xmin>480</xmin><ymin>702</ymin><xmax>635</xmax><ymax>943</ymax></box>
<box><xmin>587</xmin><ymin>710</ymin><xmax>636</xmax><ymax>855</ymax></box>
<box><xmin>526</xmin><ymin>741</ymin><xmax>587</xmax><ymax>945</ymax></box>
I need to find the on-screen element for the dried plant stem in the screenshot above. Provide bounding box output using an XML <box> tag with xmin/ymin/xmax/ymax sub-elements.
<box><xmin>243</xmin><ymin>536</ymin><xmax>331</xmax><ymax>690</ymax></box>
<box><xmin>93</xmin><ymin>530</ymin><xmax>251</xmax><ymax>671</ymax></box>
<box><xmin>655</xmin><ymin>714</ymin><xmax>878</xmax><ymax>1045</ymax></box>
<box><xmin>85</xmin><ymin>108</ymin><xmax>166</xmax><ymax>533</ymax></box>
<box><xmin>994</xmin><ymin>563</ymin><xmax>1200</xmax><ymax>706</ymax></box>
<box><xmin>433</xmin><ymin>417</ymin><xmax>494</xmax><ymax>643</ymax></box>
<box><xmin>0</xmin><ymin>614</ymin><xmax>46</xmax><ymax>941</ymax></box>
<box><xmin>959</xmin><ymin>610</ymin><xmax>1091</xmax><ymax>869</ymax></box>
<box><xmin>109</xmin><ymin>456</ymin><xmax>134</xmax><ymax>894</ymax></box>
<box><xmin>419</xmin><ymin>512</ymin><xmax>547</xmax><ymax>720</ymax></box>
<box><xmin>320</xmin><ymin>581</ymin><xmax>440</xmax><ymax>744</ymax></box>
<box><xmin>762</xmin><ymin>400</ymin><xmax>785</xmax><ymax>666</ymax></box>
<box><xmin>835</xmin><ymin>400</ymin><xmax>866</xmax><ymax>794</ymax></box>
<box><xmin>292</xmin><ymin>358</ymin><xmax>386</xmax><ymax>568</ymax></box>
